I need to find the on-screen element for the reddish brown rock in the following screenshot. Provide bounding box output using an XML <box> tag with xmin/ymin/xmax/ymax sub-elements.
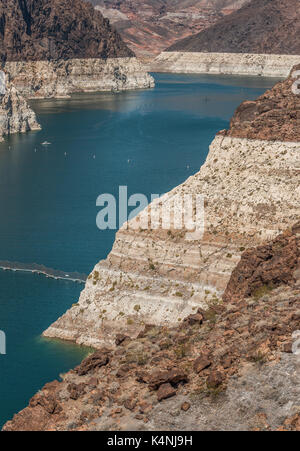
<box><xmin>67</xmin><ymin>383</ymin><xmax>86</xmax><ymax>400</ymax></box>
<box><xmin>116</xmin><ymin>364</ymin><xmax>133</xmax><ymax>378</ymax></box>
<box><xmin>193</xmin><ymin>356</ymin><xmax>211</xmax><ymax>373</ymax></box>
<box><xmin>148</xmin><ymin>369</ymin><xmax>188</xmax><ymax>390</ymax></box>
<box><xmin>123</xmin><ymin>398</ymin><xmax>137</xmax><ymax>411</ymax></box>
<box><xmin>29</xmin><ymin>393</ymin><xmax>62</xmax><ymax>415</ymax></box>
<box><xmin>219</xmin><ymin>65</ymin><xmax>300</xmax><ymax>143</ymax></box>
<box><xmin>0</xmin><ymin>0</ymin><xmax>134</xmax><ymax>63</ymax></box>
<box><xmin>157</xmin><ymin>383</ymin><xmax>176</xmax><ymax>402</ymax></box>
<box><xmin>76</xmin><ymin>351</ymin><xmax>110</xmax><ymax>376</ymax></box>
<box><xmin>181</xmin><ymin>402</ymin><xmax>191</xmax><ymax>412</ymax></box>
<box><xmin>90</xmin><ymin>0</ymin><xmax>246</xmax><ymax>57</ymax></box>
<box><xmin>223</xmin><ymin>223</ymin><xmax>300</xmax><ymax>303</ymax></box>
<box><xmin>206</xmin><ymin>370</ymin><xmax>225</xmax><ymax>389</ymax></box>
<box><xmin>168</xmin><ymin>0</ymin><xmax>300</xmax><ymax>56</ymax></box>
<box><xmin>184</xmin><ymin>311</ymin><xmax>204</xmax><ymax>326</ymax></box>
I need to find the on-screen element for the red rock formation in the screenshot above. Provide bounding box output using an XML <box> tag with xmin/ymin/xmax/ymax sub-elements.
<box><xmin>219</xmin><ymin>64</ymin><xmax>300</xmax><ymax>142</ymax></box>
<box><xmin>88</xmin><ymin>0</ymin><xmax>247</xmax><ymax>57</ymax></box>
<box><xmin>0</xmin><ymin>0</ymin><xmax>134</xmax><ymax>63</ymax></box>
<box><xmin>167</xmin><ymin>0</ymin><xmax>300</xmax><ymax>55</ymax></box>
<box><xmin>223</xmin><ymin>222</ymin><xmax>300</xmax><ymax>303</ymax></box>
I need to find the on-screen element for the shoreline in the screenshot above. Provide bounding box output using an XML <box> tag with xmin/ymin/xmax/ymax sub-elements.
<box><xmin>148</xmin><ymin>52</ymin><xmax>300</xmax><ymax>78</ymax></box>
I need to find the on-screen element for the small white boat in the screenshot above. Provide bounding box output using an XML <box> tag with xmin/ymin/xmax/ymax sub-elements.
<box><xmin>41</xmin><ymin>141</ymin><xmax>51</xmax><ymax>146</ymax></box>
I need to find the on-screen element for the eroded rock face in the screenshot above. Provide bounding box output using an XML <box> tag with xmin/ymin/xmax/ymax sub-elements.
<box><xmin>43</xmin><ymin>129</ymin><xmax>300</xmax><ymax>348</ymax></box>
<box><xmin>223</xmin><ymin>65</ymin><xmax>300</xmax><ymax>142</ymax></box>
<box><xmin>4</xmin><ymin>58</ymin><xmax>155</xmax><ymax>99</ymax></box>
<box><xmin>167</xmin><ymin>0</ymin><xmax>300</xmax><ymax>55</ymax></box>
<box><xmin>42</xmin><ymin>66</ymin><xmax>299</xmax><ymax>348</ymax></box>
<box><xmin>0</xmin><ymin>0</ymin><xmax>133</xmax><ymax>62</ymax></box>
<box><xmin>3</xmin><ymin>227</ymin><xmax>300</xmax><ymax>430</ymax></box>
<box><xmin>0</xmin><ymin>72</ymin><xmax>41</xmax><ymax>140</ymax></box>
<box><xmin>89</xmin><ymin>0</ymin><xmax>247</xmax><ymax>57</ymax></box>
<box><xmin>223</xmin><ymin>222</ymin><xmax>300</xmax><ymax>303</ymax></box>
<box><xmin>0</xmin><ymin>0</ymin><xmax>154</xmax><ymax>98</ymax></box>
<box><xmin>151</xmin><ymin>52</ymin><xmax>300</xmax><ymax>77</ymax></box>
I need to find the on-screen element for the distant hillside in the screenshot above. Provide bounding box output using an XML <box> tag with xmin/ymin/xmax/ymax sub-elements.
<box><xmin>0</xmin><ymin>0</ymin><xmax>134</xmax><ymax>63</ymax></box>
<box><xmin>167</xmin><ymin>0</ymin><xmax>300</xmax><ymax>55</ymax></box>
<box><xmin>88</xmin><ymin>0</ymin><xmax>247</xmax><ymax>56</ymax></box>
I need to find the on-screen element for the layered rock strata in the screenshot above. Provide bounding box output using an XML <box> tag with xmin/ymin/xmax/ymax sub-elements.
<box><xmin>4</xmin><ymin>224</ymin><xmax>300</xmax><ymax>431</ymax></box>
<box><xmin>150</xmin><ymin>52</ymin><xmax>300</xmax><ymax>77</ymax></box>
<box><xmin>153</xmin><ymin>0</ymin><xmax>300</xmax><ymax>76</ymax></box>
<box><xmin>0</xmin><ymin>73</ymin><xmax>41</xmax><ymax>141</ymax></box>
<box><xmin>0</xmin><ymin>0</ymin><xmax>154</xmax><ymax>98</ymax></box>
<box><xmin>4</xmin><ymin>58</ymin><xmax>154</xmax><ymax>99</ymax></box>
<box><xmin>43</xmin><ymin>66</ymin><xmax>300</xmax><ymax>348</ymax></box>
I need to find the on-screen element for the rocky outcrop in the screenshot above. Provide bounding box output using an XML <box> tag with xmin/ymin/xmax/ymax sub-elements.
<box><xmin>0</xmin><ymin>0</ymin><xmax>154</xmax><ymax>98</ymax></box>
<box><xmin>167</xmin><ymin>0</ymin><xmax>300</xmax><ymax>55</ymax></box>
<box><xmin>0</xmin><ymin>0</ymin><xmax>133</xmax><ymax>62</ymax></box>
<box><xmin>222</xmin><ymin>64</ymin><xmax>300</xmax><ymax>141</ymax></box>
<box><xmin>0</xmin><ymin>72</ymin><xmax>41</xmax><ymax>141</ymax></box>
<box><xmin>3</xmin><ymin>226</ymin><xmax>300</xmax><ymax>430</ymax></box>
<box><xmin>4</xmin><ymin>58</ymin><xmax>154</xmax><ymax>99</ymax></box>
<box><xmin>223</xmin><ymin>222</ymin><xmax>300</xmax><ymax>303</ymax></box>
<box><xmin>43</xmin><ymin>66</ymin><xmax>300</xmax><ymax>348</ymax></box>
<box><xmin>151</xmin><ymin>52</ymin><xmax>300</xmax><ymax>77</ymax></box>
<box><xmin>4</xmin><ymin>64</ymin><xmax>300</xmax><ymax>432</ymax></box>
<box><xmin>152</xmin><ymin>0</ymin><xmax>300</xmax><ymax>75</ymax></box>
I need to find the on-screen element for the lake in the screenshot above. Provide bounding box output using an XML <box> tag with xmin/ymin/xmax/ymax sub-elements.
<box><xmin>0</xmin><ymin>72</ymin><xmax>279</xmax><ymax>427</ymax></box>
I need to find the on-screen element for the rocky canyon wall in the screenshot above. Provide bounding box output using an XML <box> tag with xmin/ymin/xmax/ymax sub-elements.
<box><xmin>0</xmin><ymin>0</ymin><xmax>154</xmax><ymax>99</ymax></box>
<box><xmin>150</xmin><ymin>52</ymin><xmax>300</xmax><ymax>77</ymax></box>
<box><xmin>4</xmin><ymin>58</ymin><xmax>154</xmax><ymax>99</ymax></box>
<box><xmin>0</xmin><ymin>73</ymin><xmax>41</xmax><ymax>141</ymax></box>
<box><xmin>43</xmin><ymin>66</ymin><xmax>300</xmax><ymax>348</ymax></box>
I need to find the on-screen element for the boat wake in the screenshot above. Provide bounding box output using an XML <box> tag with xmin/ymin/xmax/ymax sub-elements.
<box><xmin>0</xmin><ymin>261</ymin><xmax>87</xmax><ymax>284</ymax></box>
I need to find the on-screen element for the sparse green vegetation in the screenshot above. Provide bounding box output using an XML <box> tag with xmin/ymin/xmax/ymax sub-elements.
<box><xmin>252</xmin><ymin>283</ymin><xmax>274</xmax><ymax>300</ymax></box>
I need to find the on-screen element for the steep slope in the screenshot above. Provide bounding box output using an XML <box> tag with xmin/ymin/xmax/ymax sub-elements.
<box><xmin>0</xmin><ymin>0</ymin><xmax>133</xmax><ymax>62</ymax></box>
<box><xmin>0</xmin><ymin>72</ymin><xmax>41</xmax><ymax>140</ymax></box>
<box><xmin>4</xmin><ymin>223</ymin><xmax>300</xmax><ymax>431</ymax></box>
<box><xmin>43</xmin><ymin>65</ymin><xmax>300</xmax><ymax>349</ymax></box>
<box><xmin>0</xmin><ymin>0</ymin><xmax>154</xmax><ymax>98</ymax></box>
<box><xmin>167</xmin><ymin>0</ymin><xmax>300</xmax><ymax>54</ymax></box>
<box><xmin>153</xmin><ymin>0</ymin><xmax>300</xmax><ymax>75</ymax></box>
<box><xmin>89</xmin><ymin>0</ymin><xmax>248</xmax><ymax>57</ymax></box>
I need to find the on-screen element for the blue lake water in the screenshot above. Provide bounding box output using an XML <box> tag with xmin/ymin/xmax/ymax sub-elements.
<box><xmin>0</xmin><ymin>73</ymin><xmax>279</xmax><ymax>427</ymax></box>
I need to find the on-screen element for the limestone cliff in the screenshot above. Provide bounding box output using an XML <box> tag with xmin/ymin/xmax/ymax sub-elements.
<box><xmin>150</xmin><ymin>52</ymin><xmax>300</xmax><ymax>77</ymax></box>
<box><xmin>0</xmin><ymin>73</ymin><xmax>41</xmax><ymax>141</ymax></box>
<box><xmin>0</xmin><ymin>0</ymin><xmax>154</xmax><ymax>98</ymax></box>
<box><xmin>4</xmin><ymin>58</ymin><xmax>154</xmax><ymax>99</ymax></box>
<box><xmin>151</xmin><ymin>0</ymin><xmax>300</xmax><ymax>76</ymax></box>
<box><xmin>43</xmin><ymin>65</ymin><xmax>300</xmax><ymax>349</ymax></box>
